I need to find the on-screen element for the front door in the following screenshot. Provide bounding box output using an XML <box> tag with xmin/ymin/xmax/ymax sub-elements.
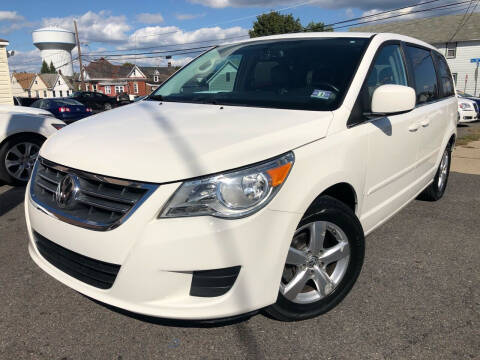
<box><xmin>360</xmin><ymin>43</ymin><xmax>422</xmax><ymax>231</ymax></box>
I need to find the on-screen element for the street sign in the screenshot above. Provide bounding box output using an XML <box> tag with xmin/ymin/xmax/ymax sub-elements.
<box><xmin>470</xmin><ymin>58</ymin><xmax>480</xmax><ymax>63</ymax></box>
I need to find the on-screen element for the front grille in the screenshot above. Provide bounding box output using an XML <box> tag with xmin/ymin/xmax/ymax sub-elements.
<box><xmin>30</xmin><ymin>158</ymin><xmax>158</xmax><ymax>231</ymax></box>
<box><xmin>34</xmin><ymin>231</ymin><xmax>121</xmax><ymax>289</ymax></box>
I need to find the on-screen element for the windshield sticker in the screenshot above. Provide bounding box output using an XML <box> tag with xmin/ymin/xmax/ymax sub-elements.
<box><xmin>311</xmin><ymin>89</ymin><xmax>333</xmax><ymax>100</ymax></box>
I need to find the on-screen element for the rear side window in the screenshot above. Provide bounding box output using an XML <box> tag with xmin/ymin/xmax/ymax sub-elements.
<box><xmin>433</xmin><ymin>52</ymin><xmax>455</xmax><ymax>97</ymax></box>
<box><xmin>405</xmin><ymin>46</ymin><xmax>438</xmax><ymax>104</ymax></box>
<box><xmin>365</xmin><ymin>44</ymin><xmax>408</xmax><ymax>99</ymax></box>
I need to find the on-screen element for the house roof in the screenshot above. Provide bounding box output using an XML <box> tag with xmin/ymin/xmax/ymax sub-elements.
<box><xmin>139</xmin><ymin>66</ymin><xmax>176</xmax><ymax>82</ymax></box>
<box><xmin>84</xmin><ymin>58</ymin><xmax>133</xmax><ymax>79</ymax></box>
<box><xmin>12</xmin><ymin>73</ymin><xmax>36</xmax><ymax>90</ymax></box>
<box><xmin>39</xmin><ymin>73</ymin><xmax>59</xmax><ymax>89</ymax></box>
<box><xmin>349</xmin><ymin>13</ymin><xmax>480</xmax><ymax>44</ymax></box>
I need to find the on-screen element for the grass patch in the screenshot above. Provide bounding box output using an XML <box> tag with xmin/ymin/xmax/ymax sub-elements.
<box><xmin>456</xmin><ymin>127</ymin><xmax>480</xmax><ymax>146</ymax></box>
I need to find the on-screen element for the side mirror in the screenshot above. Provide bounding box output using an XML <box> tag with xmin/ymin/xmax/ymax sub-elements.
<box><xmin>370</xmin><ymin>84</ymin><xmax>416</xmax><ymax>115</ymax></box>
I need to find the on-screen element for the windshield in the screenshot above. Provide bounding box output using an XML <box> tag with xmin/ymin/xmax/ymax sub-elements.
<box><xmin>151</xmin><ymin>37</ymin><xmax>370</xmax><ymax>111</ymax></box>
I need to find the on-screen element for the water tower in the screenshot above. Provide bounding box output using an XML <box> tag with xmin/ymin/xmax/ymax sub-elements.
<box><xmin>32</xmin><ymin>27</ymin><xmax>76</xmax><ymax>76</ymax></box>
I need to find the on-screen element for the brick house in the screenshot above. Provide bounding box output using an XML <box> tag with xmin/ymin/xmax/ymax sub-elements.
<box><xmin>82</xmin><ymin>58</ymin><xmax>177</xmax><ymax>99</ymax></box>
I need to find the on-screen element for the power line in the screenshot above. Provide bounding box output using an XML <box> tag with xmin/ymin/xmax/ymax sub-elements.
<box><xmin>333</xmin><ymin>0</ymin><xmax>472</xmax><ymax>29</ymax></box>
<box><xmin>447</xmin><ymin>0</ymin><xmax>479</xmax><ymax>41</ymax></box>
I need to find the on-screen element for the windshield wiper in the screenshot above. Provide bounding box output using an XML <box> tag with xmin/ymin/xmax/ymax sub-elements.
<box><xmin>148</xmin><ymin>94</ymin><xmax>163</xmax><ymax>101</ymax></box>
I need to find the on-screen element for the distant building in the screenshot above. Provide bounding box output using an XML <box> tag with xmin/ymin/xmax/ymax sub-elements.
<box><xmin>11</xmin><ymin>72</ymin><xmax>35</xmax><ymax>97</ymax></box>
<box><xmin>0</xmin><ymin>38</ymin><xmax>13</xmax><ymax>104</ymax></box>
<box><xmin>82</xmin><ymin>58</ymin><xmax>177</xmax><ymax>98</ymax></box>
<box><xmin>350</xmin><ymin>13</ymin><xmax>480</xmax><ymax>96</ymax></box>
<box><xmin>39</xmin><ymin>73</ymin><xmax>74</xmax><ymax>98</ymax></box>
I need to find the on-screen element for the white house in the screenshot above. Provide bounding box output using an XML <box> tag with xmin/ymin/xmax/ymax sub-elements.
<box><xmin>0</xmin><ymin>38</ymin><xmax>13</xmax><ymax>104</ymax></box>
<box><xmin>351</xmin><ymin>13</ymin><xmax>480</xmax><ymax>96</ymax></box>
<box><xmin>30</xmin><ymin>74</ymin><xmax>48</xmax><ymax>98</ymax></box>
<box><xmin>39</xmin><ymin>73</ymin><xmax>74</xmax><ymax>98</ymax></box>
<box><xmin>11</xmin><ymin>73</ymin><xmax>35</xmax><ymax>97</ymax></box>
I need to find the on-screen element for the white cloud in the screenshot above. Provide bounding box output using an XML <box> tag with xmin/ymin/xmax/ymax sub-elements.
<box><xmin>345</xmin><ymin>7</ymin><xmax>354</xmax><ymax>18</ymax></box>
<box><xmin>7</xmin><ymin>49</ymin><xmax>42</xmax><ymax>73</ymax></box>
<box><xmin>136</xmin><ymin>13</ymin><xmax>164</xmax><ymax>24</ymax></box>
<box><xmin>124</xmin><ymin>25</ymin><xmax>248</xmax><ymax>50</ymax></box>
<box><xmin>42</xmin><ymin>10</ymin><xmax>131</xmax><ymax>43</ymax></box>
<box><xmin>0</xmin><ymin>11</ymin><xmax>35</xmax><ymax>34</ymax></box>
<box><xmin>176</xmin><ymin>13</ymin><xmax>207</xmax><ymax>20</ymax></box>
<box><xmin>0</xmin><ymin>11</ymin><xmax>24</xmax><ymax>22</ymax></box>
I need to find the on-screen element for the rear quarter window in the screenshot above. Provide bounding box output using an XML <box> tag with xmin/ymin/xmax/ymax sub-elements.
<box><xmin>433</xmin><ymin>52</ymin><xmax>455</xmax><ymax>97</ymax></box>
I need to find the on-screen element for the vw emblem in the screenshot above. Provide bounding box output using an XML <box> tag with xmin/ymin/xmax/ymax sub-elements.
<box><xmin>55</xmin><ymin>174</ymin><xmax>80</xmax><ymax>209</ymax></box>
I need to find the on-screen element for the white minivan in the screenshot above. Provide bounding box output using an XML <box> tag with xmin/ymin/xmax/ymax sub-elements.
<box><xmin>26</xmin><ymin>32</ymin><xmax>457</xmax><ymax>321</ymax></box>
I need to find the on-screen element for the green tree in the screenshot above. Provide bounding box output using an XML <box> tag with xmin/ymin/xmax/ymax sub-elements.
<box><xmin>249</xmin><ymin>12</ymin><xmax>302</xmax><ymax>38</ymax></box>
<box><xmin>121</xmin><ymin>62</ymin><xmax>134</xmax><ymax>67</ymax></box>
<box><xmin>303</xmin><ymin>21</ymin><xmax>333</xmax><ymax>32</ymax></box>
<box><xmin>249</xmin><ymin>11</ymin><xmax>332</xmax><ymax>38</ymax></box>
<box><xmin>49</xmin><ymin>61</ymin><xmax>56</xmax><ymax>73</ymax></box>
<box><xmin>40</xmin><ymin>60</ymin><xmax>50</xmax><ymax>74</ymax></box>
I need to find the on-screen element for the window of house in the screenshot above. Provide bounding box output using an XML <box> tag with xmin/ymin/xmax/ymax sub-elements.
<box><xmin>446</xmin><ymin>43</ymin><xmax>456</xmax><ymax>59</ymax></box>
<box><xmin>365</xmin><ymin>44</ymin><xmax>408</xmax><ymax>102</ymax></box>
<box><xmin>52</xmin><ymin>90</ymin><xmax>56</xmax><ymax>97</ymax></box>
<box><xmin>92</xmin><ymin>84</ymin><xmax>97</xmax><ymax>92</ymax></box>
<box><xmin>58</xmin><ymin>80</ymin><xmax>61</xmax><ymax>85</ymax></box>
<box><xmin>115</xmin><ymin>85</ymin><xmax>125</xmax><ymax>93</ymax></box>
<box><xmin>28</xmin><ymin>90</ymin><xmax>31</xmax><ymax>98</ymax></box>
<box><xmin>134</xmin><ymin>82</ymin><xmax>139</xmax><ymax>93</ymax></box>
<box><xmin>452</xmin><ymin>72</ymin><xmax>458</xmax><ymax>85</ymax></box>
<box><xmin>59</xmin><ymin>90</ymin><xmax>63</xmax><ymax>97</ymax></box>
<box><xmin>154</xmin><ymin>75</ymin><xmax>159</xmax><ymax>82</ymax></box>
<box><xmin>35</xmin><ymin>90</ymin><xmax>39</xmax><ymax>97</ymax></box>
<box><xmin>43</xmin><ymin>91</ymin><xmax>47</xmax><ymax>97</ymax></box>
<box><xmin>35</xmin><ymin>80</ymin><xmax>38</xmax><ymax>85</ymax></box>
<box><xmin>433</xmin><ymin>52</ymin><xmax>455</xmax><ymax>97</ymax></box>
<box><xmin>105</xmin><ymin>86</ymin><xmax>111</xmax><ymax>94</ymax></box>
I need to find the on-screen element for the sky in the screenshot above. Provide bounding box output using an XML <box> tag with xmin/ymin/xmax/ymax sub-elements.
<box><xmin>1</xmin><ymin>0</ymin><xmax>476</xmax><ymax>73</ymax></box>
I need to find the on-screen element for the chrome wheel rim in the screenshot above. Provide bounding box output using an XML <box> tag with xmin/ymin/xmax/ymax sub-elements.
<box><xmin>4</xmin><ymin>142</ymin><xmax>40</xmax><ymax>182</ymax></box>
<box><xmin>280</xmin><ymin>221</ymin><xmax>350</xmax><ymax>304</ymax></box>
<box><xmin>437</xmin><ymin>150</ymin><xmax>449</xmax><ymax>190</ymax></box>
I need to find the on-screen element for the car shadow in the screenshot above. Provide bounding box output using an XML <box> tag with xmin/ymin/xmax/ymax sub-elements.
<box><xmin>0</xmin><ymin>185</ymin><xmax>25</xmax><ymax>217</ymax></box>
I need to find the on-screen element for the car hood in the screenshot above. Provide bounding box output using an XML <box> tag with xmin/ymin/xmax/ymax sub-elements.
<box><xmin>40</xmin><ymin>101</ymin><xmax>332</xmax><ymax>183</ymax></box>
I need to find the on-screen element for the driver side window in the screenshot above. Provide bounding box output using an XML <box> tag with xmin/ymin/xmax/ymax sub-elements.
<box><xmin>366</xmin><ymin>45</ymin><xmax>408</xmax><ymax>100</ymax></box>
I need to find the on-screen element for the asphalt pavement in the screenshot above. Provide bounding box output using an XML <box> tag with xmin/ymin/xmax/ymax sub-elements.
<box><xmin>0</xmin><ymin>173</ymin><xmax>479</xmax><ymax>360</ymax></box>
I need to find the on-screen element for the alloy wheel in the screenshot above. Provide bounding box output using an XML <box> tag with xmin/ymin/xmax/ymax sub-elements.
<box><xmin>437</xmin><ymin>149</ymin><xmax>449</xmax><ymax>190</ymax></box>
<box><xmin>4</xmin><ymin>142</ymin><xmax>40</xmax><ymax>182</ymax></box>
<box><xmin>280</xmin><ymin>221</ymin><xmax>350</xmax><ymax>304</ymax></box>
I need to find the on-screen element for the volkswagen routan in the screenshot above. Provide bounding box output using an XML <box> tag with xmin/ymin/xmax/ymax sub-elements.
<box><xmin>26</xmin><ymin>32</ymin><xmax>457</xmax><ymax>321</ymax></box>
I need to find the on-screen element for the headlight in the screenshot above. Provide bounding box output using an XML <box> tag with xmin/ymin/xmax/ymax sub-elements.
<box><xmin>160</xmin><ymin>152</ymin><xmax>294</xmax><ymax>219</ymax></box>
<box><xmin>459</xmin><ymin>103</ymin><xmax>471</xmax><ymax>109</ymax></box>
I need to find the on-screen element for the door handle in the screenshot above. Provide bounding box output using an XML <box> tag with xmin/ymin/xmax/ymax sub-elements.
<box><xmin>408</xmin><ymin>123</ymin><xmax>420</xmax><ymax>132</ymax></box>
<box><xmin>421</xmin><ymin>119</ymin><xmax>430</xmax><ymax>127</ymax></box>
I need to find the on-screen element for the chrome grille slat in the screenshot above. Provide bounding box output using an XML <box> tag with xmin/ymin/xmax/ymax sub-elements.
<box><xmin>76</xmin><ymin>194</ymin><xmax>130</xmax><ymax>214</ymax></box>
<box><xmin>30</xmin><ymin>158</ymin><xmax>158</xmax><ymax>231</ymax></box>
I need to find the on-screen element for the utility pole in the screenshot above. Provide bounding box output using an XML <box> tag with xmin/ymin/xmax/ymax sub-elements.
<box><xmin>74</xmin><ymin>20</ymin><xmax>85</xmax><ymax>91</ymax></box>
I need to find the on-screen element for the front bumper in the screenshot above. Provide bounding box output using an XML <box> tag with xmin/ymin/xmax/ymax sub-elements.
<box><xmin>26</xmin><ymin>180</ymin><xmax>300</xmax><ymax>320</ymax></box>
<box><xmin>458</xmin><ymin>110</ymin><xmax>478</xmax><ymax>123</ymax></box>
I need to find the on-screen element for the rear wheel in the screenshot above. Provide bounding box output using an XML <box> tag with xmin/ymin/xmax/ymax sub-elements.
<box><xmin>104</xmin><ymin>103</ymin><xmax>112</xmax><ymax>111</ymax></box>
<box><xmin>418</xmin><ymin>146</ymin><xmax>451</xmax><ymax>201</ymax></box>
<box><xmin>266</xmin><ymin>196</ymin><xmax>365</xmax><ymax>321</ymax></box>
<box><xmin>0</xmin><ymin>134</ymin><xmax>44</xmax><ymax>186</ymax></box>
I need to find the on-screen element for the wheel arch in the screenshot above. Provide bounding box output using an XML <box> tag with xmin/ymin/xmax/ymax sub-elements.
<box><xmin>0</xmin><ymin>131</ymin><xmax>46</xmax><ymax>150</ymax></box>
<box><xmin>305</xmin><ymin>182</ymin><xmax>358</xmax><ymax>216</ymax></box>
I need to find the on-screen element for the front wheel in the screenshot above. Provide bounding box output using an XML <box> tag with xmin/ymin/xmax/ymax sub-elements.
<box><xmin>266</xmin><ymin>196</ymin><xmax>365</xmax><ymax>321</ymax></box>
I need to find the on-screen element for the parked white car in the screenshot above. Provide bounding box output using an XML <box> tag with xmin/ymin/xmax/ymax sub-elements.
<box><xmin>0</xmin><ymin>110</ymin><xmax>65</xmax><ymax>185</ymax></box>
<box><xmin>0</xmin><ymin>104</ymin><xmax>55</xmax><ymax>118</ymax></box>
<box><xmin>457</xmin><ymin>96</ymin><xmax>479</xmax><ymax>123</ymax></box>
<box><xmin>26</xmin><ymin>32</ymin><xmax>457</xmax><ymax>321</ymax></box>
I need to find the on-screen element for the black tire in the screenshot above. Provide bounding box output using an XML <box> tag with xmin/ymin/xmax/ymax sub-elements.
<box><xmin>0</xmin><ymin>134</ymin><xmax>45</xmax><ymax>186</ymax></box>
<box><xmin>418</xmin><ymin>145</ymin><xmax>451</xmax><ymax>201</ymax></box>
<box><xmin>265</xmin><ymin>196</ymin><xmax>365</xmax><ymax>321</ymax></box>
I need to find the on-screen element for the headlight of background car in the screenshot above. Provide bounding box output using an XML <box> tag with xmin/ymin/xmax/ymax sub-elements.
<box><xmin>459</xmin><ymin>103</ymin><xmax>471</xmax><ymax>110</ymax></box>
<box><xmin>160</xmin><ymin>152</ymin><xmax>294</xmax><ymax>219</ymax></box>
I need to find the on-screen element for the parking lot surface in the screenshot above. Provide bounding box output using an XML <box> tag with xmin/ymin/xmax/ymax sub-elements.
<box><xmin>0</xmin><ymin>173</ymin><xmax>479</xmax><ymax>360</ymax></box>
